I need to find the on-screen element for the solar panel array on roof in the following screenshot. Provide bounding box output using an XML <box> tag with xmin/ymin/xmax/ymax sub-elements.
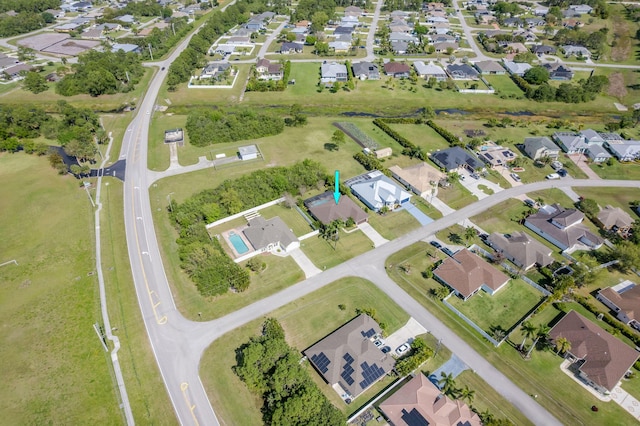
<box><xmin>400</xmin><ymin>408</ymin><xmax>430</xmax><ymax>426</ymax></box>
<box><xmin>359</xmin><ymin>361</ymin><xmax>386</xmax><ymax>389</ymax></box>
<box><xmin>361</xmin><ymin>328</ymin><xmax>376</xmax><ymax>338</ymax></box>
<box><xmin>485</xmin><ymin>153</ymin><xmax>494</xmax><ymax>160</ymax></box>
<box><xmin>503</xmin><ymin>151</ymin><xmax>514</xmax><ymax>158</ymax></box>
<box><xmin>340</xmin><ymin>353</ymin><xmax>355</xmax><ymax>386</ymax></box>
<box><xmin>311</xmin><ymin>352</ymin><xmax>331</xmax><ymax>374</ymax></box>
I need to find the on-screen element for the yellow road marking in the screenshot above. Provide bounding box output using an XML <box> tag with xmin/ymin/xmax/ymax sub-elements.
<box><xmin>180</xmin><ymin>382</ymin><xmax>199</xmax><ymax>426</ymax></box>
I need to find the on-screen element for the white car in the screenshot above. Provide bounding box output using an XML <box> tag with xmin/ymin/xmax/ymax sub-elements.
<box><xmin>546</xmin><ymin>173</ymin><xmax>560</xmax><ymax>180</ymax></box>
<box><xmin>396</xmin><ymin>343</ymin><xmax>410</xmax><ymax>356</ymax></box>
<box><xmin>510</xmin><ymin>172</ymin><xmax>521</xmax><ymax>182</ymax></box>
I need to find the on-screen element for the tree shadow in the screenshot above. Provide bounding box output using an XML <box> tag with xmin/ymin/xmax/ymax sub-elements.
<box><xmin>448</xmin><ymin>232</ymin><xmax>463</xmax><ymax>244</ymax></box>
<box><xmin>323</xmin><ymin>142</ymin><xmax>338</xmax><ymax>151</ymax></box>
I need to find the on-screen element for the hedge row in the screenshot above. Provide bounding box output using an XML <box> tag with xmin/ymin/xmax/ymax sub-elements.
<box><xmin>372</xmin><ymin>118</ymin><xmax>416</xmax><ymax>150</ymax></box>
<box><xmin>354</xmin><ymin>151</ymin><xmax>385</xmax><ymax>171</ymax></box>
<box><xmin>510</xmin><ymin>74</ymin><xmax>532</xmax><ymax>94</ymax></box>
<box><xmin>425</xmin><ymin>120</ymin><xmax>460</xmax><ymax>145</ymax></box>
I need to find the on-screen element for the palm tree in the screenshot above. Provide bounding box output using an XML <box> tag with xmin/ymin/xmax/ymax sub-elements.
<box><xmin>439</xmin><ymin>372</ymin><xmax>456</xmax><ymax>396</ymax></box>
<box><xmin>459</xmin><ymin>385</ymin><xmax>475</xmax><ymax>404</ymax></box>
<box><xmin>464</xmin><ymin>226</ymin><xmax>477</xmax><ymax>243</ymax></box>
<box><xmin>520</xmin><ymin>321</ymin><xmax>536</xmax><ymax>351</ymax></box>
<box><xmin>527</xmin><ymin>324</ymin><xmax>551</xmax><ymax>358</ymax></box>
<box><xmin>555</xmin><ymin>336</ymin><xmax>571</xmax><ymax>355</ymax></box>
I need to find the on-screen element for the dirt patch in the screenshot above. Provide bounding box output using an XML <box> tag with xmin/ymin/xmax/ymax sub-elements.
<box><xmin>610</xmin><ymin>14</ymin><xmax>631</xmax><ymax>62</ymax></box>
<box><xmin>607</xmin><ymin>72</ymin><xmax>628</xmax><ymax>100</ymax></box>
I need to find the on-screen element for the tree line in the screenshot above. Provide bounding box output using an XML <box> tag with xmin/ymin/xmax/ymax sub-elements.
<box><xmin>185</xmin><ymin>108</ymin><xmax>284</xmax><ymax>147</ymax></box>
<box><xmin>56</xmin><ymin>50</ymin><xmax>145</xmax><ymax>97</ymax></box>
<box><xmin>0</xmin><ymin>0</ymin><xmax>60</xmax><ymax>37</ymax></box>
<box><xmin>234</xmin><ymin>318</ymin><xmax>346</xmax><ymax>425</ymax></box>
<box><xmin>118</xmin><ymin>17</ymin><xmax>192</xmax><ymax>61</ymax></box>
<box><xmin>510</xmin><ymin>73</ymin><xmax>608</xmax><ymax>104</ymax></box>
<box><xmin>169</xmin><ymin>160</ymin><xmax>329</xmax><ymax>296</ymax></box>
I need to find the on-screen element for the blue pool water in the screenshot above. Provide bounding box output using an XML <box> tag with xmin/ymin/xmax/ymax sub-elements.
<box><xmin>229</xmin><ymin>231</ymin><xmax>249</xmax><ymax>254</ymax></box>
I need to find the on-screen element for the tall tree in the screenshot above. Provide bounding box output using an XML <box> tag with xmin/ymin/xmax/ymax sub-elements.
<box><xmin>520</xmin><ymin>321</ymin><xmax>536</xmax><ymax>351</ymax></box>
<box><xmin>527</xmin><ymin>324</ymin><xmax>550</xmax><ymax>358</ymax></box>
<box><xmin>555</xmin><ymin>336</ymin><xmax>571</xmax><ymax>355</ymax></box>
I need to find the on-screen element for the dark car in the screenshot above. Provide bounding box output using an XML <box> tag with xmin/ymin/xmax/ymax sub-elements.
<box><xmin>430</xmin><ymin>240</ymin><xmax>442</xmax><ymax>249</ymax></box>
<box><xmin>161</xmin><ymin>66</ymin><xmax>165</xmax><ymax>70</ymax></box>
<box><xmin>524</xmin><ymin>199</ymin><xmax>536</xmax><ymax>208</ymax></box>
<box><xmin>557</xmin><ymin>169</ymin><xmax>568</xmax><ymax>177</ymax></box>
<box><xmin>381</xmin><ymin>346</ymin><xmax>391</xmax><ymax>354</ymax></box>
<box><xmin>442</xmin><ymin>247</ymin><xmax>455</xmax><ymax>257</ymax></box>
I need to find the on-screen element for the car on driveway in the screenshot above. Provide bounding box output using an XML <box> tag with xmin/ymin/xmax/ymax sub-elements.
<box><xmin>546</xmin><ymin>173</ymin><xmax>560</xmax><ymax>180</ymax></box>
<box><xmin>381</xmin><ymin>346</ymin><xmax>391</xmax><ymax>354</ymax></box>
<box><xmin>524</xmin><ymin>199</ymin><xmax>536</xmax><ymax>208</ymax></box>
<box><xmin>442</xmin><ymin>247</ymin><xmax>455</xmax><ymax>257</ymax></box>
<box><xmin>551</xmin><ymin>161</ymin><xmax>563</xmax><ymax>171</ymax></box>
<box><xmin>510</xmin><ymin>172</ymin><xmax>521</xmax><ymax>182</ymax></box>
<box><xmin>396</xmin><ymin>343</ymin><xmax>410</xmax><ymax>356</ymax></box>
<box><xmin>430</xmin><ymin>240</ymin><xmax>442</xmax><ymax>249</ymax></box>
<box><xmin>557</xmin><ymin>169</ymin><xmax>567</xmax><ymax>177</ymax></box>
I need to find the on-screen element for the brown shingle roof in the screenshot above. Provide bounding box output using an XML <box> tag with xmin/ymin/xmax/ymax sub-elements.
<box><xmin>524</xmin><ymin>204</ymin><xmax>603</xmax><ymax>250</ymax></box>
<box><xmin>433</xmin><ymin>249</ymin><xmax>509</xmax><ymax>299</ymax></box>
<box><xmin>597</xmin><ymin>205</ymin><xmax>634</xmax><ymax>230</ymax></box>
<box><xmin>304</xmin><ymin>191</ymin><xmax>368</xmax><ymax>225</ymax></box>
<box><xmin>379</xmin><ymin>373</ymin><xmax>482</xmax><ymax>426</ymax></box>
<box><xmin>384</xmin><ymin>61</ymin><xmax>411</xmax><ymax>74</ymax></box>
<box><xmin>487</xmin><ymin>231</ymin><xmax>553</xmax><ymax>270</ymax></box>
<box><xmin>549</xmin><ymin>310</ymin><xmax>640</xmax><ymax>392</ymax></box>
<box><xmin>599</xmin><ymin>283</ymin><xmax>640</xmax><ymax>324</ymax></box>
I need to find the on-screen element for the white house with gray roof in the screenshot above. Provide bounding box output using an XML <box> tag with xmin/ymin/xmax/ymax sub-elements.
<box><xmin>502</xmin><ymin>60</ymin><xmax>532</xmax><ymax>76</ymax></box>
<box><xmin>413</xmin><ymin>61</ymin><xmax>447</xmax><ymax>80</ymax></box>
<box><xmin>320</xmin><ymin>62</ymin><xmax>348</xmax><ymax>84</ymax></box>
<box><xmin>243</xmin><ymin>216</ymin><xmax>299</xmax><ymax>253</ymax></box>
<box><xmin>348</xmin><ymin>171</ymin><xmax>411</xmax><ymax>212</ymax></box>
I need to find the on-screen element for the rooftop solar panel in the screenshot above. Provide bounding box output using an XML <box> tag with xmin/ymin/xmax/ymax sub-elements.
<box><xmin>310</xmin><ymin>352</ymin><xmax>331</xmax><ymax>374</ymax></box>
<box><xmin>361</xmin><ymin>328</ymin><xmax>376</xmax><ymax>338</ymax></box>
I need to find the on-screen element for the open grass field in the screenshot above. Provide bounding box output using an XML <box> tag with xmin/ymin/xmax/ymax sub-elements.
<box><xmin>448</xmin><ymin>280</ymin><xmax>545</xmax><ymax>334</ymax></box>
<box><xmin>436</xmin><ymin>180</ymin><xmax>476</xmax><ymax>209</ymax></box>
<box><xmin>200</xmin><ymin>277</ymin><xmax>409</xmax><ymax>424</ymax></box>
<box><xmin>387</xmin><ymin>122</ymin><xmax>452</xmax><ymax>153</ymax></box>
<box><xmin>366</xmin><ymin>209</ymin><xmax>420</xmax><ymax>240</ymax></box>
<box><xmin>300</xmin><ymin>228</ymin><xmax>373</xmax><ymax>269</ymax></box>
<box><xmin>0</xmin><ymin>67</ymin><xmax>155</xmax><ymax>112</ymax></box>
<box><xmin>387</xmin><ymin>242</ymin><xmax>640</xmax><ymax>425</ymax></box>
<box><xmin>573</xmin><ymin>187</ymin><xmax>640</xmax><ymax>215</ymax></box>
<box><xmin>99</xmin><ymin>178</ymin><xmax>178</xmax><ymax>424</ymax></box>
<box><xmin>0</xmin><ymin>153</ymin><xmax>119</xmax><ymax>423</ymax></box>
<box><xmin>484</xmin><ymin>75</ymin><xmax>524</xmax><ymax>97</ymax></box>
<box><xmin>412</xmin><ymin>195</ymin><xmax>444</xmax><ymax>219</ymax></box>
<box><xmin>100</xmin><ymin>113</ymin><xmax>132</xmax><ymax>165</ymax></box>
<box><xmin>590</xmin><ymin>159</ymin><xmax>640</xmax><ymax>180</ymax></box>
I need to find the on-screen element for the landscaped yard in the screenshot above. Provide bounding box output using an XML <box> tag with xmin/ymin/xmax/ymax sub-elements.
<box><xmin>484</xmin><ymin>75</ymin><xmax>524</xmax><ymax>97</ymax></box>
<box><xmin>200</xmin><ymin>277</ymin><xmax>409</xmax><ymax>424</ymax></box>
<box><xmin>436</xmin><ymin>181</ymin><xmax>476</xmax><ymax>209</ymax></box>
<box><xmin>300</xmin><ymin>228</ymin><xmax>373</xmax><ymax>269</ymax></box>
<box><xmin>259</xmin><ymin>203</ymin><xmax>314</xmax><ymax>237</ymax></box>
<box><xmin>590</xmin><ymin>160</ymin><xmax>640</xmax><ymax>181</ymax></box>
<box><xmin>447</xmin><ymin>279</ymin><xmax>545</xmax><ymax>335</ymax></box>
<box><xmin>574</xmin><ymin>187</ymin><xmax>640</xmax><ymax>216</ymax></box>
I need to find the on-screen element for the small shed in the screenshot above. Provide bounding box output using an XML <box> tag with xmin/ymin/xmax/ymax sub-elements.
<box><xmin>374</xmin><ymin>147</ymin><xmax>392</xmax><ymax>159</ymax></box>
<box><xmin>238</xmin><ymin>145</ymin><xmax>259</xmax><ymax>160</ymax></box>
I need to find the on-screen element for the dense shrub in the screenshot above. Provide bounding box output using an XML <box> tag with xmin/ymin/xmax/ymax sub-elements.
<box><xmin>185</xmin><ymin>108</ymin><xmax>284</xmax><ymax>146</ymax></box>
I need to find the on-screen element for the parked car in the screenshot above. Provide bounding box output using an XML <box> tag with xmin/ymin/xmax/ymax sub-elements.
<box><xmin>430</xmin><ymin>240</ymin><xmax>442</xmax><ymax>249</ymax></box>
<box><xmin>381</xmin><ymin>346</ymin><xmax>391</xmax><ymax>354</ymax></box>
<box><xmin>510</xmin><ymin>173</ymin><xmax>521</xmax><ymax>182</ymax></box>
<box><xmin>524</xmin><ymin>199</ymin><xmax>536</xmax><ymax>208</ymax></box>
<box><xmin>557</xmin><ymin>169</ymin><xmax>567</xmax><ymax>177</ymax></box>
<box><xmin>550</xmin><ymin>161</ymin><xmax>563</xmax><ymax>171</ymax></box>
<box><xmin>396</xmin><ymin>343</ymin><xmax>410</xmax><ymax>356</ymax></box>
<box><xmin>470</xmin><ymin>172</ymin><xmax>480</xmax><ymax>180</ymax></box>
<box><xmin>546</xmin><ymin>173</ymin><xmax>560</xmax><ymax>180</ymax></box>
<box><xmin>442</xmin><ymin>247</ymin><xmax>455</xmax><ymax>257</ymax></box>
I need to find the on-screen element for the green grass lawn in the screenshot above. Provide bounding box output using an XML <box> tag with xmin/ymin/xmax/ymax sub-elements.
<box><xmin>387</xmin><ymin>122</ymin><xmax>452</xmax><ymax>153</ymax></box>
<box><xmin>387</xmin><ymin>242</ymin><xmax>639</xmax><ymax>425</ymax></box>
<box><xmin>100</xmin><ymin>113</ymin><xmax>132</xmax><ymax>165</ymax></box>
<box><xmin>574</xmin><ymin>187</ymin><xmax>640</xmax><ymax>214</ymax></box>
<box><xmin>366</xmin><ymin>209</ymin><xmax>420</xmax><ymax>240</ymax></box>
<box><xmin>300</xmin><ymin>228</ymin><xmax>373</xmax><ymax>269</ymax></box>
<box><xmin>412</xmin><ymin>195</ymin><xmax>444</xmax><ymax>219</ymax></box>
<box><xmin>436</xmin><ymin>180</ymin><xmax>476</xmax><ymax>209</ymax></box>
<box><xmin>590</xmin><ymin>160</ymin><xmax>640</xmax><ymax>180</ymax></box>
<box><xmin>0</xmin><ymin>153</ymin><xmax>119</xmax><ymax>423</ymax></box>
<box><xmin>484</xmin><ymin>75</ymin><xmax>524</xmax><ymax>97</ymax></box>
<box><xmin>448</xmin><ymin>279</ymin><xmax>545</xmax><ymax>334</ymax></box>
<box><xmin>200</xmin><ymin>277</ymin><xmax>409</xmax><ymax>425</ymax></box>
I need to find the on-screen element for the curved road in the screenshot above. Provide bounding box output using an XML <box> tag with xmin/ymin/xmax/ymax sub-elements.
<box><xmin>118</xmin><ymin>3</ymin><xmax>640</xmax><ymax>426</ymax></box>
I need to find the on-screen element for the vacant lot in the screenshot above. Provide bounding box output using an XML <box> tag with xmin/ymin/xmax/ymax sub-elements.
<box><xmin>200</xmin><ymin>278</ymin><xmax>409</xmax><ymax>424</ymax></box>
<box><xmin>388</xmin><ymin>122</ymin><xmax>451</xmax><ymax>153</ymax></box>
<box><xmin>484</xmin><ymin>75</ymin><xmax>524</xmax><ymax>97</ymax></box>
<box><xmin>590</xmin><ymin>160</ymin><xmax>640</xmax><ymax>180</ymax></box>
<box><xmin>574</xmin><ymin>187</ymin><xmax>640</xmax><ymax>214</ymax></box>
<box><xmin>300</xmin><ymin>228</ymin><xmax>373</xmax><ymax>269</ymax></box>
<box><xmin>366</xmin><ymin>208</ymin><xmax>420</xmax><ymax>240</ymax></box>
<box><xmin>448</xmin><ymin>280</ymin><xmax>545</xmax><ymax>334</ymax></box>
<box><xmin>0</xmin><ymin>154</ymin><xmax>118</xmax><ymax>423</ymax></box>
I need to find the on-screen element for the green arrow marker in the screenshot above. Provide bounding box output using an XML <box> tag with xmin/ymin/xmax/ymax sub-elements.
<box><xmin>333</xmin><ymin>170</ymin><xmax>340</xmax><ymax>204</ymax></box>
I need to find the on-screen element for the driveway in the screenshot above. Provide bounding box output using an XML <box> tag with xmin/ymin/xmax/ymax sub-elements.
<box><xmin>403</xmin><ymin>203</ymin><xmax>433</xmax><ymax>225</ymax></box>
<box><xmin>458</xmin><ymin>170</ymin><xmax>504</xmax><ymax>200</ymax></box>
<box><xmin>288</xmin><ymin>247</ymin><xmax>321</xmax><ymax>278</ymax></box>
<box><xmin>611</xmin><ymin>385</ymin><xmax>640</xmax><ymax>420</ymax></box>
<box><xmin>568</xmin><ymin>153</ymin><xmax>601</xmax><ymax>180</ymax></box>
<box><xmin>429</xmin><ymin>354</ymin><xmax>469</xmax><ymax>387</ymax></box>
<box><xmin>358</xmin><ymin>222</ymin><xmax>388</xmax><ymax>248</ymax></box>
<box><xmin>383</xmin><ymin>317</ymin><xmax>428</xmax><ymax>352</ymax></box>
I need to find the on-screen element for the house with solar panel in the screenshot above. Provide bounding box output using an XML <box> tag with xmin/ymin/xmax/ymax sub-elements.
<box><xmin>304</xmin><ymin>314</ymin><xmax>395</xmax><ymax>401</ymax></box>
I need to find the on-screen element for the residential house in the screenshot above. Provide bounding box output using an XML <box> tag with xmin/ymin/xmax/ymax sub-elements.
<box><xmin>476</xmin><ymin>144</ymin><xmax>518</xmax><ymax>168</ymax></box>
<box><xmin>503</xmin><ymin>17</ymin><xmax>524</xmax><ymax>27</ymax></box>
<box><xmin>255</xmin><ymin>58</ymin><xmax>283</xmax><ymax>81</ymax></box>
<box><xmin>473</xmin><ymin>60</ymin><xmax>505</xmax><ymax>75</ymax></box>
<box><xmin>596</xmin><ymin>206</ymin><xmax>634</xmax><ymax>234</ymax></box>
<box><xmin>534</xmin><ymin>6</ymin><xmax>549</xmax><ymax>16</ymax></box>
<box><xmin>543</xmin><ymin>62</ymin><xmax>574</xmax><ymax>80</ymax></box>
<box><xmin>390</xmin><ymin>10</ymin><xmax>410</xmax><ymax>19</ymax></box>
<box><xmin>55</xmin><ymin>22</ymin><xmax>83</xmax><ymax>33</ymax></box>
<box><xmin>111</xmin><ymin>43</ymin><xmax>140</xmax><ymax>54</ymax></box>
<box><xmin>597</xmin><ymin>281</ymin><xmax>640</xmax><ymax>331</ymax></box>
<box><xmin>2</xmin><ymin>64</ymin><xmax>32</xmax><ymax>79</ymax></box>
<box><xmin>553</xmin><ymin>132</ymin><xmax>588</xmax><ymax>154</ymax></box>
<box><xmin>389</xmin><ymin>163</ymin><xmax>445</xmax><ymax>197</ymax></box>
<box><xmin>238</xmin><ymin>145</ymin><xmax>259</xmax><ymax>160</ymax></box>
<box><xmin>431</xmin><ymin>147</ymin><xmax>483</xmax><ymax>172</ymax></box>
<box><xmin>295</xmin><ymin>20</ymin><xmax>310</xmax><ymax>28</ymax></box>
<box><xmin>329</xmin><ymin>41</ymin><xmax>351</xmax><ymax>53</ymax></box>
<box><xmin>586</xmin><ymin>144</ymin><xmax>612</xmax><ymax>163</ymax></box>
<box><xmin>413</xmin><ymin>61</ymin><xmax>447</xmax><ymax>81</ymax></box>
<box><xmin>243</xmin><ymin>216</ymin><xmax>299</xmax><ymax>253</ymax></box>
<box><xmin>352</xmin><ymin>61</ymin><xmax>380</xmax><ymax>80</ymax></box>
<box><xmin>45</xmin><ymin>9</ymin><xmax>65</xmax><ymax>18</ymax></box>
<box><xmin>304</xmin><ymin>191</ymin><xmax>368</xmax><ymax>225</ymax></box>
<box><xmin>227</xmin><ymin>36</ymin><xmax>251</xmax><ymax>45</ymax></box>
<box><xmin>304</xmin><ymin>314</ymin><xmax>395</xmax><ymax>399</ymax></box>
<box><xmin>524</xmin><ymin>204</ymin><xmax>603</xmax><ymax>251</ymax></box>
<box><xmin>201</xmin><ymin>62</ymin><xmax>232</xmax><ymax>79</ymax></box>
<box><xmin>245</xmin><ymin>18</ymin><xmax>264</xmax><ymax>31</ymax></box>
<box><xmin>116</xmin><ymin>14</ymin><xmax>136</xmax><ymax>25</ymax></box>
<box><xmin>604</xmin><ymin>139</ymin><xmax>640</xmax><ymax>162</ymax></box>
<box><xmin>486</xmin><ymin>232</ymin><xmax>553</xmax><ymax>271</ymax></box>
<box><xmin>279</xmin><ymin>42</ymin><xmax>303</xmax><ymax>54</ymax></box>
<box><xmin>433</xmin><ymin>249</ymin><xmax>510</xmax><ymax>301</ymax></box>
<box><xmin>426</xmin><ymin>16</ymin><xmax>449</xmax><ymax>24</ymax></box>
<box><xmin>506</xmin><ymin>42</ymin><xmax>529</xmax><ymax>54</ymax></box>
<box><xmin>384</xmin><ymin>61</ymin><xmax>411</xmax><ymax>78</ymax></box>
<box><xmin>502</xmin><ymin>60</ymin><xmax>532</xmax><ymax>76</ymax></box>
<box><xmin>514</xmin><ymin>29</ymin><xmax>537</xmax><ymax>41</ymax></box>
<box><xmin>320</xmin><ymin>61</ymin><xmax>348</xmax><ymax>83</ymax></box>
<box><xmin>581</xmin><ymin>129</ymin><xmax>605</xmax><ymax>145</ymax></box>
<box><xmin>82</xmin><ymin>28</ymin><xmax>104</xmax><ymax>39</ymax></box>
<box><xmin>340</xmin><ymin>16</ymin><xmax>359</xmax><ymax>27</ymax></box>
<box><xmin>348</xmin><ymin>170</ymin><xmax>411</xmax><ymax>212</ymax></box>
<box><xmin>525</xmin><ymin>18</ymin><xmax>546</xmax><ymax>27</ymax></box>
<box><xmin>334</xmin><ymin>26</ymin><xmax>355</xmax><ymax>36</ymax></box>
<box><xmin>562</xmin><ymin>45</ymin><xmax>591</xmax><ymax>58</ymax></box>
<box><xmin>446</xmin><ymin>64</ymin><xmax>479</xmax><ymax>80</ymax></box>
<box><xmin>434</xmin><ymin>41</ymin><xmax>459</xmax><ymax>53</ymax></box>
<box><xmin>549</xmin><ymin>310</ymin><xmax>639</xmax><ymax>394</ymax></box>
<box><xmin>431</xmin><ymin>34</ymin><xmax>456</xmax><ymax>44</ymax></box>
<box><xmin>389</xmin><ymin>20</ymin><xmax>412</xmax><ymax>33</ymax></box>
<box><xmin>379</xmin><ymin>373</ymin><xmax>482</xmax><ymax>426</ymax></box>
<box><xmin>568</xmin><ymin>4</ymin><xmax>593</xmax><ymax>15</ymax></box>
<box><xmin>532</xmin><ymin>45</ymin><xmax>557</xmax><ymax>56</ymax></box>
<box><xmin>344</xmin><ymin>6</ymin><xmax>364</xmax><ymax>17</ymax></box>
<box><xmin>374</xmin><ymin>148</ymin><xmax>393</xmax><ymax>159</ymax></box>
<box><xmin>389</xmin><ymin>32</ymin><xmax>418</xmax><ymax>43</ymax></box>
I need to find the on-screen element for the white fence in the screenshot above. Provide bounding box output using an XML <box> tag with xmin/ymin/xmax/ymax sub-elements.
<box><xmin>206</xmin><ymin>197</ymin><xmax>285</xmax><ymax>229</ymax></box>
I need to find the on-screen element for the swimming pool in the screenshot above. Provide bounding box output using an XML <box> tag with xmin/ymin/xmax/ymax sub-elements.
<box><xmin>229</xmin><ymin>231</ymin><xmax>249</xmax><ymax>254</ymax></box>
